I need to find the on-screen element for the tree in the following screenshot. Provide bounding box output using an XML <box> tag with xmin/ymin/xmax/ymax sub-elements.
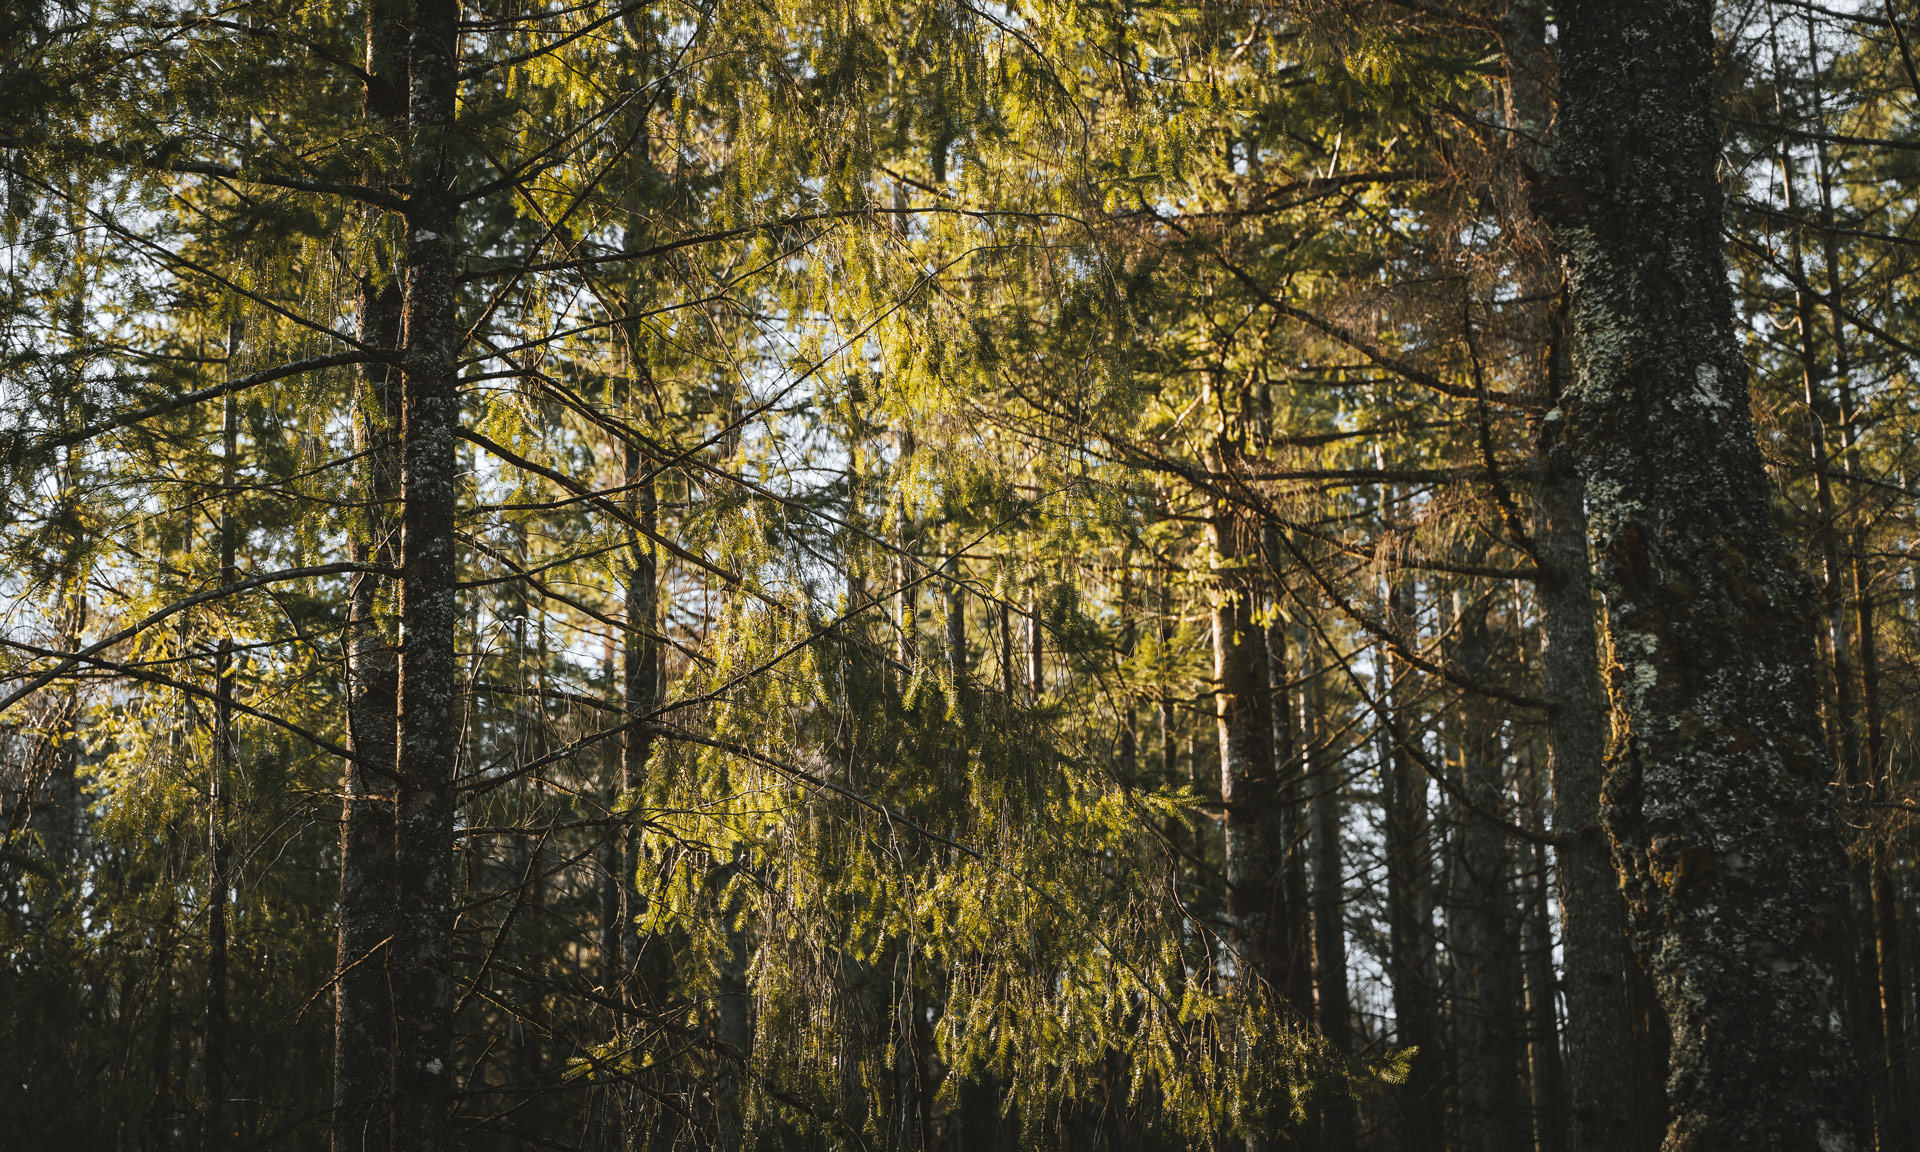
<box><xmin>1548</xmin><ymin>0</ymin><xmax>1865</xmax><ymax>1146</ymax></box>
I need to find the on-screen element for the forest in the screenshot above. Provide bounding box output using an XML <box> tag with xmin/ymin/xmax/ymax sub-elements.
<box><xmin>1</xmin><ymin>0</ymin><xmax>1916</xmax><ymax>1148</ymax></box>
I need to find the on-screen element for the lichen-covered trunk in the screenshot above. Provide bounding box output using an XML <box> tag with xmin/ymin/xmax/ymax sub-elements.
<box><xmin>390</xmin><ymin>0</ymin><xmax>461</xmax><ymax>1144</ymax></box>
<box><xmin>1534</xmin><ymin>443</ymin><xmax>1638</xmax><ymax>1152</ymax></box>
<box><xmin>1548</xmin><ymin>2</ymin><xmax>1864</xmax><ymax>1146</ymax></box>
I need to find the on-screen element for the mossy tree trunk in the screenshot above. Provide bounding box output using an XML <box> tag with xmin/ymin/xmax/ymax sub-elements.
<box><xmin>1548</xmin><ymin>1</ymin><xmax>1865</xmax><ymax>1145</ymax></box>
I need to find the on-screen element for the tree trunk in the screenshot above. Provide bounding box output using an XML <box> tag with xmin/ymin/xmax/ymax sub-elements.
<box><xmin>1859</xmin><ymin>549</ymin><xmax>1914</xmax><ymax>1152</ymax></box>
<box><xmin>1507</xmin><ymin>0</ymin><xmax>1644</xmax><ymax>1131</ymax></box>
<box><xmin>335</xmin><ymin>9</ymin><xmax>406</xmax><ymax>1144</ymax></box>
<box><xmin>1524</xmin><ymin>837</ymin><xmax>1568</xmax><ymax>1152</ymax></box>
<box><xmin>1271</xmin><ymin>605</ymin><xmax>1314</xmax><ymax>1023</ymax></box>
<box><xmin>1378</xmin><ymin>571</ymin><xmax>1442</xmax><ymax>1152</ymax></box>
<box><xmin>1211</xmin><ymin>502</ymin><xmax>1281</xmax><ymax>995</ymax></box>
<box><xmin>204</xmin><ymin>387</ymin><xmax>237</xmax><ymax>1152</ymax></box>
<box><xmin>336</xmin><ymin>271</ymin><xmax>402</xmax><ymax>1152</ymax></box>
<box><xmin>948</xmin><ymin>556</ymin><xmax>967</xmax><ymax>717</ymax></box>
<box><xmin>390</xmin><ymin>0</ymin><xmax>462</xmax><ymax>1144</ymax></box>
<box><xmin>896</xmin><ymin>430</ymin><xmax>919</xmax><ymax>678</ymax></box>
<box><xmin>1303</xmin><ymin>629</ymin><xmax>1354</xmax><ymax>1151</ymax></box>
<box><xmin>1447</xmin><ymin>593</ymin><xmax>1526</xmax><ymax>1152</ymax></box>
<box><xmin>1548</xmin><ymin>2</ymin><xmax>1866</xmax><ymax>1144</ymax></box>
<box><xmin>1027</xmin><ymin>582</ymin><xmax>1044</xmax><ymax>701</ymax></box>
<box><xmin>1534</xmin><ymin>410</ymin><xmax>1638</xmax><ymax>1152</ymax></box>
<box><xmin>619</xmin><ymin>413</ymin><xmax>659</xmax><ymax>1025</ymax></box>
<box><xmin>1119</xmin><ymin>562</ymin><xmax>1138</xmax><ymax>781</ymax></box>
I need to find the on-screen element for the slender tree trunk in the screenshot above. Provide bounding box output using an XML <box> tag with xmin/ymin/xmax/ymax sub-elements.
<box><xmin>336</xmin><ymin>271</ymin><xmax>402</xmax><ymax>1152</ymax></box>
<box><xmin>1161</xmin><ymin>554</ymin><xmax>1177</xmax><ymax>783</ymax></box>
<box><xmin>204</xmin><ymin>388</ymin><xmax>237</xmax><ymax>1152</ymax></box>
<box><xmin>999</xmin><ymin>595</ymin><xmax>1015</xmax><ymax>700</ymax></box>
<box><xmin>948</xmin><ymin>556</ymin><xmax>967</xmax><ymax>715</ymax></box>
<box><xmin>390</xmin><ymin>0</ymin><xmax>462</xmax><ymax>1143</ymax></box>
<box><xmin>710</xmin><ymin>895</ymin><xmax>751</xmax><ymax>1152</ymax></box>
<box><xmin>153</xmin><ymin>843</ymin><xmax>178</xmax><ymax>1152</ymax></box>
<box><xmin>335</xmin><ymin>8</ymin><xmax>405</xmax><ymax>1146</ymax></box>
<box><xmin>1119</xmin><ymin>562</ymin><xmax>1138</xmax><ymax>781</ymax></box>
<box><xmin>619</xmin><ymin>409</ymin><xmax>659</xmax><ymax>1019</ymax></box>
<box><xmin>1275</xmin><ymin>613</ymin><xmax>1314</xmax><ymax>1024</ymax></box>
<box><xmin>596</xmin><ymin>634</ymin><xmax>628</xmax><ymax>1152</ymax></box>
<box><xmin>1864</xmin><ymin>575</ymin><xmax>1914</xmax><ymax>1151</ymax></box>
<box><xmin>1302</xmin><ymin>629</ymin><xmax>1354</xmax><ymax>1152</ymax></box>
<box><xmin>1378</xmin><ymin>568</ymin><xmax>1442</xmax><ymax>1152</ymax></box>
<box><xmin>1524</xmin><ymin>837</ymin><xmax>1568</xmax><ymax>1152</ymax></box>
<box><xmin>1859</xmin><ymin>539</ymin><xmax>1914</xmax><ymax>1152</ymax></box>
<box><xmin>1447</xmin><ymin>594</ymin><xmax>1526</xmax><ymax>1152</ymax></box>
<box><xmin>1261</xmin><ymin>545</ymin><xmax>1312</xmax><ymax>1025</ymax></box>
<box><xmin>1027</xmin><ymin>582</ymin><xmax>1044</xmax><ymax>701</ymax></box>
<box><xmin>1534</xmin><ymin>381</ymin><xmax>1638</xmax><ymax>1152</ymax></box>
<box><xmin>1548</xmin><ymin>2</ymin><xmax>1866</xmax><ymax>1144</ymax></box>
<box><xmin>1211</xmin><ymin>502</ymin><xmax>1281</xmax><ymax>994</ymax></box>
<box><xmin>896</xmin><ymin>430</ymin><xmax>918</xmax><ymax>677</ymax></box>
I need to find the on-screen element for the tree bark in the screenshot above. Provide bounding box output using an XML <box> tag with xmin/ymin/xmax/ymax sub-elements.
<box><xmin>1378</xmin><ymin>570</ymin><xmax>1442</xmax><ymax>1152</ymax></box>
<box><xmin>1547</xmin><ymin>1</ymin><xmax>1866</xmax><ymax>1145</ymax></box>
<box><xmin>1448</xmin><ymin>593</ymin><xmax>1526</xmax><ymax>1152</ymax></box>
<box><xmin>390</xmin><ymin>0</ymin><xmax>462</xmax><ymax>1144</ymax></box>
<box><xmin>1270</xmin><ymin>606</ymin><xmax>1314</xmax><ymax>1023</ymax></box>
<box><xmin>335</xmin><ymin>9</ymin><xmax>406</xmax><ymax>1143</ymax></box>
<box><xmin>1524</xmin><ymin>836</ymin><xmax>1568</xmax><ymax>1152</ymax></box>
<box><xmin>1534</xmin><ymin>413</ymin><xmax>1638</xmax><ymax>1152</ymax></box>
<box><xmin>1302</xmin><ymin>628</ymin><xmax>1354</xmax><ymax>1151</ymax></box>
<box><xmin>618</xmin><ymin>409</ymin><xmax>659</xmax><ymax>1028</ymax></box>
<box><xmin>204</xmin><ymin>386</ymin><xmax>237</xmax><ymax>1152</ymax></box>
<box><xmin>1211</xmin><ymin>502</ymin><xmax>1281</xmax><ymax>995</ymax></box>
<box><xmin>336</xmin><ymin>266</ymin><xmax>402</xmax><ymax>1152</ymax></box>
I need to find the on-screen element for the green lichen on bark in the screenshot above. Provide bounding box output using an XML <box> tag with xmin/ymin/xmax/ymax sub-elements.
<box><xmin>1547</xmin><ymin>0</ymin><xmax>1864</xmax><ymax>1147</ymax></box>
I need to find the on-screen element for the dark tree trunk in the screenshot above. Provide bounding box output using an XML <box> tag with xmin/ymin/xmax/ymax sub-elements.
<box><xmin>336</xmin><ymin>270</ymin><xmax>401</xmax><ymax>1152</ymax></box>
<box><xmin>1523</xmin><ymin>837</ymin><xmax>1568</xmax><ymax>1152</ymax></box>
<box><xmin>1303</xmin><ymin>631</ymin><xmax>1354</xmax><ymax>1152</ymax></box>
<box><xmin>1272</xmin><ymin>610</ymin><xmax>1314</xmax><ymax>1023</ymax></box>
<box><xmin>999</xmin><ymin>596</ymin><xmax>1015</xmax><ymax>700</ymax></box>
<box><xmin>1547</xmin><ymin>1</ymin><xmax>1866</xmax><ymax>1145</ymax></box>
<box><xmin>1534</xmin><ymin>403</ymin><xmax>1638</xmax><ymax>1152</ymax></box>
<box><xmin>1859</xmin><ymin>555</ymin><xmax>1914</xmax><ymax>1152</ymax></box>
<box><xmin>389</xmin><ymin>0</ymin><xmax>462</xmax><ymax>1144</ymax></box>
<box><xmin>896</xmin><ymin>430</ymin><xmax>919</xmax><ymax>678</ymax></box>
<box><xmin>1026</xmin><ymin>581</ymin><xmax>1043</xmax><ymax>700</ymax></box>
<box><xmin>948</xmin><ymin>556</ymin><xmax>967</xmax><ymax>716</ymax></box>
<box><xmin>1378</xmin><ymin>571</ymin><xmax>1442</xmax><ymax>1152</ymax></box>
<box><xmin>1448</xmin><ymin>594</ymin><xmax>1526</xmax><ymax>1152</ymax></box>
<box><xmin>335</xmin><ymin>8</ymin><xmax>406</xmax><ymax>1144</ymax></box>
<box><xmin>618</xmin><ymin>415</ymin><xmax>659</xmax><ymax>1024</ymax></box>
<box><xmin>1162</xmin><ymin>560</ymin><xmax>1178</xmax><ymax>784</ymax></box>
<box><xmin>1506</xmin><ymin>0</ymin><xmax>1644</xmax><ymax>1131</ymax></box>
<box><xmin>1119</xmin><ymin>563</ymin><xmax>1138</xmax><ymax>781</ymax></box>
<box><xmin>204</xmin><ymin>388</ymin><xmax>237</xmax><ymax>1152</ymax></box>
